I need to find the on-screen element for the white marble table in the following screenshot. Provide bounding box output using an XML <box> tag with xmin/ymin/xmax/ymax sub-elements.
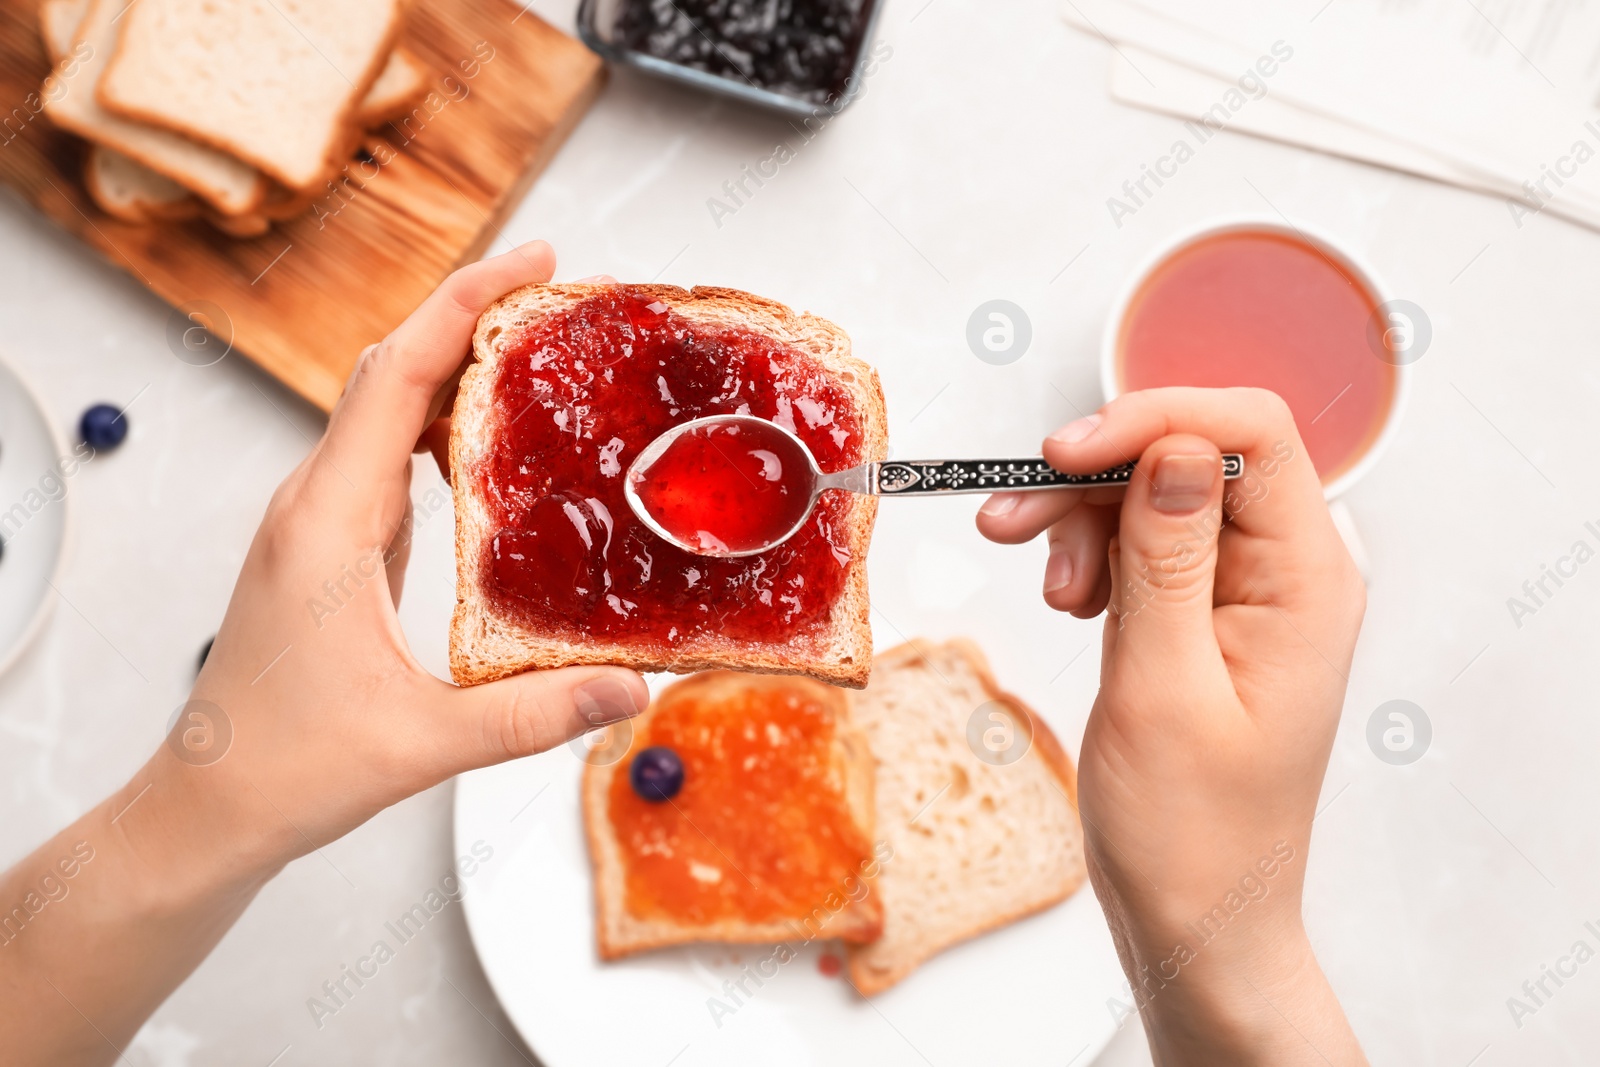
<box><xmin>3</xmin><ymin>0</ymin><xmax>1598</xmax><ymax>1063</ymax></box>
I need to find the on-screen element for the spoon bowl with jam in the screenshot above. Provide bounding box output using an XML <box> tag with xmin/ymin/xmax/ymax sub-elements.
<box><xmin>624</xmin><ymin>414</ymin><xmax>1246</xmax><ymax>558</ymax></box>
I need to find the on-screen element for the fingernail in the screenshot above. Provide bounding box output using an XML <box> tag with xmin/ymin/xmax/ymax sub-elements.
<box><xmin>1048</xmin><ymin>414</ymin><xmax>1102</xmax><ymax>446</ymax></box>
<box><xmin>979</xmin><ymin>493</ymin><xmax>1021</xmax><ymax>518</ymax></box>
<box><xmin>1043</xmin><ymin>548</ymin><xmax>1074</xmax><ymax>593</ymax></box>
<box><xmin>573</xmin><ymin>678</ymin><xmax>643</xmax><ymax>727</ymax></box>
<box><xmin>1150</xmin><ymin>455</ymin><xmax>1217</xmax><ymax>514</ymax></box>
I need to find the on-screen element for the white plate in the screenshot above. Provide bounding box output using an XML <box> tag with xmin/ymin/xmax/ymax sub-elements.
<box><xmin>455</xmin><ymin>740</ymin><xmax>1127</xmax><ymax>1067</ymax></box>
<box><xmin>0</xmin><ymin>355</ymin><xmax>70</xmax><ymax>676</ymax></box>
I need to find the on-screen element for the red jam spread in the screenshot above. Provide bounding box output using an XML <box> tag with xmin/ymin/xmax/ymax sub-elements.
<box><xmin>482</xmin><ymin>286</ymin><xmax>863</xmax><ymax>648</ymax></box>
<box><xmin>631</xmin><ymin>418</ymin><xmax>817</xmax><ymax>555</ymax></box>
<box><xmin>608</xmin><ymin>682</ymin><xmax>872</xmax><ymax>926</ymax></box>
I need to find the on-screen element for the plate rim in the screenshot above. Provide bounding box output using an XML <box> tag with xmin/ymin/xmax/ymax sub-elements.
<box><xmin>0</xmin><ymin>349</ymin><xmax>72</xmax><ymax>679</ymax></box>
<box><xmin>452</xmin><ymin>751</ymin><xmax>1122</xmax><ymax>1067</ymax></box>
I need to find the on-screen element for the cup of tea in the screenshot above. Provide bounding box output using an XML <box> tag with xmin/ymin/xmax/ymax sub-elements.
<box><xmin>1100</xmin><ymin>218</ymin><xmax>1415</xmax><ymax>499</ymax></box>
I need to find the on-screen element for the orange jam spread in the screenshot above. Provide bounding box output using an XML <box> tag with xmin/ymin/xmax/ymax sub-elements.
<box><xmin>609</xmin><ymin>682</ymin><xmax>872</xmax><ymax>927</ymax></box>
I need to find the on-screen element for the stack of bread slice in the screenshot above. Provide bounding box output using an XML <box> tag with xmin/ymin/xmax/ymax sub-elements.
<box><xmin>37</xmin><ymin>0</ymin><xmax>430</xmax><ymax>233</ymax></box>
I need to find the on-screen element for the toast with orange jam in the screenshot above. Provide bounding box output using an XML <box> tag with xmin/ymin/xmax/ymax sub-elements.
<box><xmin>582</xmin><ymin>672</ymin><xmax>884</xmax><ymax>958</ymax></box>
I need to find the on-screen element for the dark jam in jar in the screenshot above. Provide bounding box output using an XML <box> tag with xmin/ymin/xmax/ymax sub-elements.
<box><xmin>630</xmin><ymin>418</ymin><xmax>817</xmax><ymax>555</ymax></box>
<box><xmin>613</xmin><ymin>0</ymin><xmax>871</xmax><ymax>106</ymax></box>
<box><xmin>482</xmin><ymin>286</ymin><xmax>863</xmax><ymax>648</ymax></box>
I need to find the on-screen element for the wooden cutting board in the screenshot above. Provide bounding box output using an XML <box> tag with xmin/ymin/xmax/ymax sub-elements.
<box><xmin>0</xmin><ymin>0</ymin><xmax>605</xmax><ymax>410</ymax></box>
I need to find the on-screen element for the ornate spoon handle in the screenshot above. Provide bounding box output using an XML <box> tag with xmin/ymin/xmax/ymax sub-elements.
<box><xmin>852</xmin><ymin>454</ymin><xmax>1245</xmax><ymax>496</ymax></box>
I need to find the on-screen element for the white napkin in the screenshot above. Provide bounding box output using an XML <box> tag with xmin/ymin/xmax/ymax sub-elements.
<box><xmin>1064</xmin><ymin>0</ymin><xmax>1600</xmax><ymax>230</ymax></box>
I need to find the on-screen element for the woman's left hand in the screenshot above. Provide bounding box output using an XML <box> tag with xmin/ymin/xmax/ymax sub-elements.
<box><xmin>0</xmin><ymin>241</ymin><xmax>645</xmax><ymax>1066</ymax></box>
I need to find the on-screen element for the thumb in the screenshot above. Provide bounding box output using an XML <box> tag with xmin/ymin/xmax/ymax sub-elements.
<box><xmin>447</xmin><ymin>667</ymin><xmax>649</xmax><ymax>767</ymax></box>
<box><xmin>1109</xmin><ymin>434</ymin><xmax>1225</xmax><ymax>661</ymax></box>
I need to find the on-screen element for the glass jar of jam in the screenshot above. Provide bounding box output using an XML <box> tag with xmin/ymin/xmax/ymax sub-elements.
<box><xmin>577</xmin><ymin>0</ymin><xmax>888</xmax><ymax>117</ymax></box>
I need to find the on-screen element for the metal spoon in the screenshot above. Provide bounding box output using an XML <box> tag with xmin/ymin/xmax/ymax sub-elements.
<box><xmin>624</xmin><ymin>413</ymin><xmax>1245</xmax><ymax>558</ymax></box>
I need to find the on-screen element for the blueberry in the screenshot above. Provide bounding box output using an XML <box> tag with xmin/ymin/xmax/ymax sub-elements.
<box><xmin>80</xmin><ymin>404</ymin><xmax>128</xmax><ymax>451</ymax></box>
<box><xmin>630</xmin><ymin>745</ymin><xmax>685</xmax><ymax>802</ymax></box>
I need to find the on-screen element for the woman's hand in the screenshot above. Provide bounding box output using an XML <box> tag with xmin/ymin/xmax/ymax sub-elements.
<box><xmin>183</xmin><ymin>241</ymin><xmax>644</xmax><ymax>861</ymax></box>
<box><xmin>977</xmin><ymin>387</ymin><xmax>1368</xmax><ymax>1065</ymax></box>
<box><xmin>0</xmin><ymin>241</ymin><xmax>646</xmax><ymax>1066</ymax></box>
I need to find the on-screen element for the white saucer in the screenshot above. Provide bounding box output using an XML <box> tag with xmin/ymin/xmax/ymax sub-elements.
<box><xmin>455</xmin><ymin>747</ymin><xmax>1125</xmax><ymax>1067</ymax></box>
<box><xmin>0</xmin><ymin>354</ymin><xmax>71</xmax><ymax>677</ymax></box>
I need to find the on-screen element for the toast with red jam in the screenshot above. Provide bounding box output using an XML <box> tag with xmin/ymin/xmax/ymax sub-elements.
<box><xmin>449</xmin><ymin>284</ymin><xmax>887</xmax><ymax>688</ymax></box>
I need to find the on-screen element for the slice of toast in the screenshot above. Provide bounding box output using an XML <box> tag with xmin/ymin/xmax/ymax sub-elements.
<box><xmin>845</xmin><ymin>639</ymin><xmax>1088</xmax><ymax>995</ymax></box>
<box><xmin>84</xmin><ymin>145</ymin><xmax>200</xmax><ymax>222</ymax></box>
<box><xmin>97</xmin><ymin>0</ymin><xmax>406</xmax><ymax>191</ymax></box>
<box><xmin>356</xmin><ymin>47</ymin><xmax>428</xmax><ymax>127</ymax></box>
<box><xmin>449</xmin><ymin>284</ymin><xmax>887</xmax><ymax>690</ymax></box>
<box><xmin>41</xmin><ymin>0</ymin><xmax>267</xmax><ymax>216</ymax></box>
<box><xmin>583</xmin><ymin>672</ymin><xmax>885</xmax><ymax>959</ymax></box>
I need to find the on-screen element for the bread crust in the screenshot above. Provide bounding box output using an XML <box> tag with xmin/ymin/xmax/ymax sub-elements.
<box><xmin>448</xmin><ymin>283</ymin><xmax>889</xmax><ymax>689</ymax></box>
<box><xmin>82</xmin><ymin>146</ymin><xmax>202</xmax><ymax>223</ymax></box>
<box><xmin>47</xmin><ymin>104</ymin><xmax>268</xmax><ymax>215</ymax></box>
<box><xmin>582</xmin><ymin>672</ymin><xmax>884</xmax><ymax>960</ymax></box>
<box><xmin>203</xmin><ymin>209</ymin><xmax>271</xmax><ymax>238</ymax></box>
<box><xmin>37</xmin><ymin>0</ymin><xmax>86</xmax><ymax>64</ymax></box>
<box><xmin>845</xmin><ymin>639</ymin><xmax>1088</xmax><ymax>996</ymax></box>
<box><xmin>354</xmin><ymin>47</ymin><xmax>429</xmax><ymax>127</ymax></box>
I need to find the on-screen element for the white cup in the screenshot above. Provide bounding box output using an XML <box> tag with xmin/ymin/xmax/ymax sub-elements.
<box><xmin>1098</xmin><ymin>216</ymin><xmax>1412</xmax><ymax>500</ymax></box>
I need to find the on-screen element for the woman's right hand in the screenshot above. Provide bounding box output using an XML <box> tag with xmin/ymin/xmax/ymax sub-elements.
<box><xmin>978</xmin><ymin>387</ymin><xmax>1368</xmax><ymax>1064</ymax></box>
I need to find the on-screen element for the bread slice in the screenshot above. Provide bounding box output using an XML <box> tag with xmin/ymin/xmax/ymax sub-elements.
<box><xmin>84</xmin><ymin>145</ymin><xmax>201</xmax><ymax>222</ymax></box>
<box><xmin>583</xmin><ymin>672</ymin><xmax>884</xmax><ymax>959</ymax></box>
<box><xmin>41</xmin><ymin>0</ymin><xmax>267</xmax><ymax>216</ymax></box>
<box><xmin>97</xmin><ymin>0</ymin><xmax>406</xmax><ymax>191</ymax></box>
<box><xmin>44</xmin><ymin>0</ymin><xmax>423</xmax><ymax>130</ymax></box>
<box><xmin>356</xmin><ymin>47</ymin><xmax>428</xmax><ymax>127</ymax></box>
<box><xmin>449</xmin><ymin>284</ymin><xmax>887</xmax><ymax>690</ymax></box>
<box><xmin>845</xmin><ymin>639</ymin><xmax>1088</xmax><ymax>995</ymax></box>
<box><xmin>37</xmin><ymin>0</ymin><xmax>87</xmax><ymax>61</ymax></box>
